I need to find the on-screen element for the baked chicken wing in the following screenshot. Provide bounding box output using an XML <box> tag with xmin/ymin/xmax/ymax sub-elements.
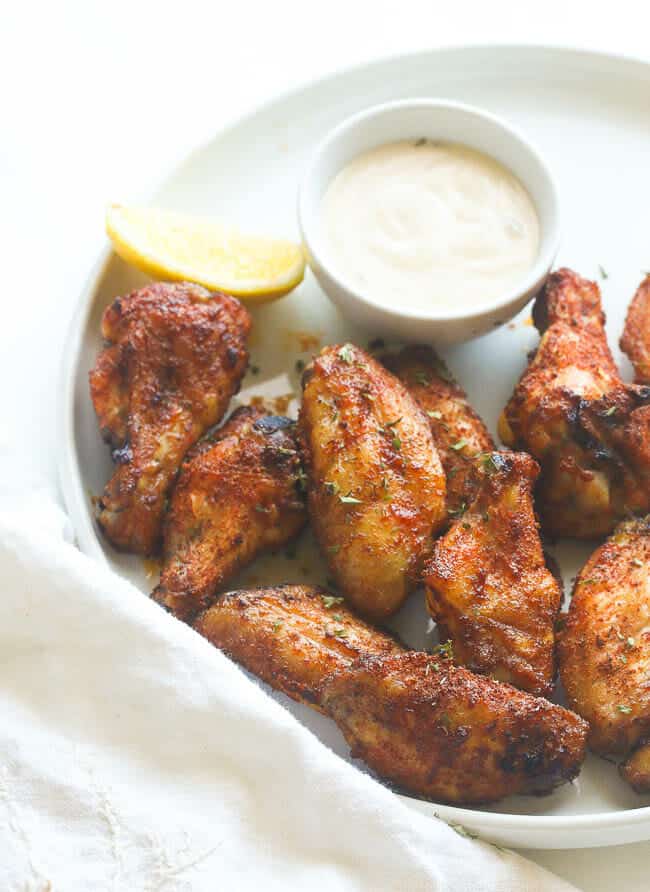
<box><xmin>500</xmin><ymin>268</ymin><xmax>650</xmax><ymax>538</ymax></box>
<box><xmin>90</xmin><ymin>282</ymin><xmax>251</xmax><ymax>554</ymax></box>
<box><xmin>382</xmin><ymin>345</ymin><xmax>494</xmax><ymax>516</ymax></box>
<box><xmin>621</xmin><ymin>274</ymin><xmax>650</xmax><ymax>384</ymax></box>
<box><xmin>194</xmin><ymin>584</ymin><xmax>403</xmax><ymax>710</ymax></box>
<box><xmin>298</xmin><ymin>344</ymin><xmax>447</xmax><ymax>619</ymax></box>
<box><xmin>559</xmin><ymin>516</ymin><xmax>650</xmax><ymax>791</ymax></box>
<box><xmin>153</xmin><ymin>407</ymin><xmax>306</xmax><ymax>621</ymax></box>
<box><xmin>424</xmin><ymin>450</ymin><xmax>561</xmax><ymax>696</ymax></box>
<box><xmin>322</xmin><ymin>651</ymin><xmax>588</xmax><ymax>805</ymax></box>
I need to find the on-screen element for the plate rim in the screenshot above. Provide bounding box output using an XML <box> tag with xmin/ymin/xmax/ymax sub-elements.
<box><xmin>57</xmin><ymin>42</ymin><xmax>650</xmax><ymax>843</ymax></box>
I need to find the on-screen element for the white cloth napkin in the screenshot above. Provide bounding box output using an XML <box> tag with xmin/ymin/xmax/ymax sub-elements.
<box><xmin>0</xmin><ymin>475</ymin><xmax>578</xmax><ymax>892</ymax></box>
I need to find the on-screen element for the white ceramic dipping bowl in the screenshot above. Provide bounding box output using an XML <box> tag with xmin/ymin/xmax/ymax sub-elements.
<box><xmin>298</xmin><ymin>99</ymin><xmax>561</xmax><ymax>344</ymax></box>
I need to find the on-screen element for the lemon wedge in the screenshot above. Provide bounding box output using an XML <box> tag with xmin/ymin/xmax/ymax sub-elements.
<box><xmin>105</xmin><ymin>204</ymin><xmax>305</xmax><ymax>302</ymax></box>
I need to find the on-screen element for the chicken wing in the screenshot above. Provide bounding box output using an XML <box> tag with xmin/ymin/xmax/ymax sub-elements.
<box><xmin>298</xmin><ymin>344</ymin><xmax>447</xmax><ymax>619</ymax></box>
<box><xmin>424</xmin><ymin>450</ymin><xmax>561</xmax><ymax>696</ymax></box>
<box><xmin>194</xmin><ymin>584</ymin><xmax>403</xmax><ymax>710</ymax></box>
<box><xmin>558</xmin><ymin>516</ymin><xmax>650</xmax><ymax>791</ymax></box>
<box><xmin>153</xmin><ymin>408</ymin><xmax>306</xmax><ymax>621</ymax></box>
<box><xmin>382</xmin><ymin>345</ymin><xmax>494</xmax><ymax>516</ymax></box>
<box><xmin>90</xmin><ymin>282</ymin><xmax>251</xmax><ymax>554</ymax></box>
<box><xmin>500</xmin><ymin>268</ymin><xmax>650</xmax><ymax>538</ymax></box>
<box><xmin>621</xmin><ymin>274</ymin><xmax>650</xmax><ymax>384</ymax></box>
<box><xmin>322</xmin><ymin>651</ymin><xmax>588</xmax><ymax>805</ymax></box>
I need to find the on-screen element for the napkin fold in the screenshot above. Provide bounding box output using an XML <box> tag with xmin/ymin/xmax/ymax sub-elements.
<box><xmin>0</xmin><ymin>477</ymin><xmax>578</xmax><ymax>892</ymax></box>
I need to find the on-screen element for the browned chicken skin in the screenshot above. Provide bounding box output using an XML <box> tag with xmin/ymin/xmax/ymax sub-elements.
<box><xmin>559</xmin><ymin>516</ymin><xmax>650</xmax><ymax>791</ymax></box>
<box><xmin>424</xmin><ymin>450</ymin><xmax>561</xmax><ymax>697</ymax></box>
<box><xmin>382</xmin><ymin>345</ymin><xmax>494</xmax><ymax>516</ymax></box>
<box><xmin>153</xmin><ymin>408</ymin><xmax>306</xmax><ymax>622</ymax></box>
<box><xmin>298</xmin><ymin>344</ymin><xmax>447</xmax><ymax>619</ymax></box>
<box><xmin>194</xmin><ymin>584</ymin><xmax>403</xmax><ymax>710</ymax></box>
<box><xmin>621</xmin><ymin>275</ymin><xmax>650</xmax><ymax>384</ymax></box>
<box><xmin>196</xmin><ymin>587</ymin><xmax>587</xmax><ymax>804</ymax></box>
<box><xmin>90</xmin><ymin>282</ymin><xmax>251</xmax><ymax>554</ymax></box>
<box><xmin>500</xmin><ymin>268</ymin><xmax>650</xmax><ymax>538</ymax></box>
<box><xmin>322</xmin><ymin>651</ymin><xmax>587</xmax><ymax>805</ymax></box>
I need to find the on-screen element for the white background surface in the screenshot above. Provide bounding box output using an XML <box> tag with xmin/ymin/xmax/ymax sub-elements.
<box><xmin>3</xmin><ymin>2</ymin><xmax>650</xmax><ymax>889</ymax></box>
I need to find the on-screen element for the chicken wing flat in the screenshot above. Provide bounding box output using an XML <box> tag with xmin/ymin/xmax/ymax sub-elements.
<box><xmin>298</xmin><ymin>344</ymin><xmax>447</xmax><ymax>619</ymax></box>
<box><xmin>423</xmin><ymin>450</ymin><xmax>561</xmax><ymax>697</ymax></box>
<box><xmin>500</xmin><ymin>268</ymin><xmax>650</xmax><ymax>538</ymax></box>
<box><xmin>322</xmin><ymin>652</ymin><xmax>588</xmax><ymax>805</ymax></box>
<box><xmin>194</xmin><ymin>584</ymin><xmax>404</xmax><ymax>710</ymax></box>
<box><xmin>90</xmin><ymin>282</ymin><xmax>251</xmax><ymax>554</ymax></box>
<box><xmin>559</xmin><ymin>516</ymin><xmax>650</xmax><ymax>791</ymax></box>
<box><xmin>621</xmin><ymin>275</ymin><xmax>650</xmax><ymax>384</ymax></box>
<box><xmin>153</xmin><ymin>408</ymin><xmax>306</xmax><ymax>621</ymax></box>
<box><xmin>382</xmin><ymin>345</ymin><xmax>494</xmax><ymax>516</ymax></box>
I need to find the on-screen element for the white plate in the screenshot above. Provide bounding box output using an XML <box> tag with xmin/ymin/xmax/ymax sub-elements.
<box><xmin>58</xmin><ymin>46</ymin><xmax>650</xmax><ymax>850</ymax></box>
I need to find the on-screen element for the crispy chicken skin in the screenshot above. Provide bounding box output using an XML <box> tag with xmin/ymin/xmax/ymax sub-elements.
<box><xmin>298</xmin><ymin>344</ymin><xmax>447</xmax><ymax>619</ymax></box>
<box><xmin>621</xmin><ymin>275</ymin><xmax>650</xmax><ymax>384</ymax></box>
<box><xmin>153</xmin><ymin>408</ymin><xmax>306</xmax><ymax>622</ymax></box>
<box><xmin>322</xmin><ymin>652</ymin><xmax>588</xmax><ymax>805</ymax></box>
<box><xmin>424</xmin><ymin>451</ymin><xmax>561</xmax><ymax>697</ymax></box>
<box><xmin>558</xmin><ymin>517</ymin><xmax>650</xmax><ymax>791</ymax></box>
<box><xmin>382</xmin><ymin>345</ymin><xmax>495</xmax><ymax>516</ymax></box>
<box><xmin>500</xmin><ymin>268</ymin><xmax>650</xmax><ymax>538</ymax></box>
<box><xmin>90</xmin><ymin>282</ymin><xmax>251</xmax><ymax>555</ymax></box>
<box><xmin>194</xmin><ymin>584</ymin><xmax>404</xmax><ymax>710</ymax></box>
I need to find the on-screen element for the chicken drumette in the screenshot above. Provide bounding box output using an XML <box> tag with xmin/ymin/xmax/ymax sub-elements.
<box><xmin>500</xmin><ymin>268</ymin><xmax>650</xmax><ymax>538</ymax></box>
<box><xmin>153</xmin><ymin>407</ymin><xmax>306</xmax><ymax>622</ymax></box>
<box><xmin>298</xmin><ymin>344</ymin><xmax>447</xmax><ymax>619</ymax></box>
<box><xmin>90</xmin><ymin>282</ymin><xmax>251</xmax><ymax>554</ymax></box>
<box><xmin>382</xmin><ymin>345</ymin><xmax>494</xmax><ymax>517</ymax></box>
<box><xmin>559</xmin><ymin>516</ymin><xmax>650</xmax><ymax>792</ymax></box>
<box><xmin>424</xmin><ymin>450</ymin><xmax>561</xmax><ymax>697</ymax></box>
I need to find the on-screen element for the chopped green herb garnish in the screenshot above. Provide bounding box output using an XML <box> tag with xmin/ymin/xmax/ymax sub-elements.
<box><xmin>598</xmin><ymin>264</ymin><xmax>609</xmax><ymax>280</ymax></box>
<box><xmin>272</xmin><ymin>621</ymin><xmax>283</xmax><ymax>632</ymax></box>
<box><xmin>448</xmin><ymin>501</ymin><xmax>467</xmax><ymax>517</ymax></box>
<box><xmin>451</xmin><ymin>438</ymin><xmax>469</xmax><ymax>451</ymax></box>
<box><xmin>321</xmin><ymin>594</ymin><xmax>344</xmax><ymax>609</ymax></box>
<box><xmin>432</xmin><ymin>639</ymin><xmax>454</xmax><ymax>659</ymax></box>
<box><xmin>337</xmin><ymin>344</ymin><xmax>354</xmax><ymax>364</ymax></box>
<box><xmin>296</xmin><ymin>468</ymin><xmax>308</xmax><ymax>492</ymax></box>
<box><xmin>333</xmin><ymin>628</ymin><xmax>348</xmax><ymax>638</ymax></box>
<box><xmin>427</xmin><ymin>410</ymin><xmax>443</xmax><ymax>420</ymax></box>
<box><xmin>392</xmin><ymin>435</ymin><xmax>401</xmax><ymax>450</ymax></box>
<box><xmin>604</xmin><ymin>406</ymin><xmax>617</xmax><ymax>417</ymax></box>
<box><xmin>278</xmin><ymin>446</ymin><xmax>295</xmax><ymax>456</ymax></box>
<box><xmin>324</xmin><ymin>480</ymin><xmax>339</xmax><ymax>496</ymax></box>
<box><xmin>480</xmin><ymin>453</ymin><xmax>500</xmax><ymax>473</ymax></box>
<box><xmin>627</xmin><ymin>637</ymin><xmax>636</xmax><ymax>649</ymax></box>
<box><xmin>333</xmin><ymin>613</ymin><xmax>343</xmax><ymax>622</ymax></box>
<box><xmin>633</xmin><ymin>557</ymin><xmax>644</xmax><ymax>567</ymax></box>
<box><xmin>414</xmin><ymin>370</ymin><xmax>431</xmax><ymax>386</ymax></box>
<box><xmin>385</xmin><ymin>417</ymin><xmax>402</xmax><ymax>428</ymax></box>
<box><xmin>339</xmin><ymin>494</ymin><xmax>362</xmax><ymax>505</ymax></box>
<box><xmin>619</xmin><ymin>704</ymin><xmax>632</xmax><ymax>714</ymax></box>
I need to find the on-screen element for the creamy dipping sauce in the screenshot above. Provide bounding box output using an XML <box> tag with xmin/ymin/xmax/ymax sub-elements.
<box><xmin>321</xmin><ymin>140</ymin><xmax>540</xmax><ymax>311</ymax></box>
